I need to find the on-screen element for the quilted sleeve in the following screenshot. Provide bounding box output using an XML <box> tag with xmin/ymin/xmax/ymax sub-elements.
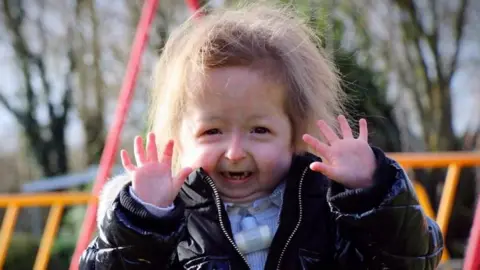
<box><xmin>79</xmin><ymin>183</ymin><xmax>186</xmax><ymax>269</ymax></box>
<box><xmin>327</xmin><ymin>147</ymin><xmax>444</xmax><ymax>269</ymax></box>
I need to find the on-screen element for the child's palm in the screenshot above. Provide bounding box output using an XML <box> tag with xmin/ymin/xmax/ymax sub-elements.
<box><xmin>303</xmin><ymin>116</ymin><xmax>376</xmax><ymax>189</ymax></box>
<box><xmin>121</xmin><ymin>133</ymin><xmax>192</xmax><ymax>207</ymax></box>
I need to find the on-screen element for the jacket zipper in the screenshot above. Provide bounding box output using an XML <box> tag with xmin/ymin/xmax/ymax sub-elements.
<box><xmin>205</xmin><ymin>176</ymin><xmax>251</xmax><ymax>268</ymax></box>
<box><xmin>275</xmin><ymin>167</ymin><xmax>308</xmax><ymax>270</ymax></box>
<box><xmin>204</xmin><ymin>166</ymin><xmax>308</xmax><ymax>270</ymax></box>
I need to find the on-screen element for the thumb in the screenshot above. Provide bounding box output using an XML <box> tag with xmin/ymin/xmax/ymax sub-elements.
<box><xmin>309</xmin><ymin>162</ymin><xmax>340</xmax><ymax>182</ymax></box>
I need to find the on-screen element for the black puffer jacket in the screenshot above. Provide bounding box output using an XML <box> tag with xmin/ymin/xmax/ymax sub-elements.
<box><xmin>80</xmin><ymin>147</ymin><xmax>443</xmax><ymax>269</ymax></box>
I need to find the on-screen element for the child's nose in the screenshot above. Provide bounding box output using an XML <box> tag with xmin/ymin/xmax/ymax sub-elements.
<box><xmin>225</xmin><ymin>137</ymin><xmax>247</xmax><ymax>162</ymax></box>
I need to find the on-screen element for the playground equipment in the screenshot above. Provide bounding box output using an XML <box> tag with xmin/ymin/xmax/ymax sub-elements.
<box><xmin>67</xmin><ymin>0</ymin><xmax>480</xmax><ymax>267</ymax></box>
<box><xmin>0</xmin><ymin>0</ymin><xmax>478</xmax><ymax>269</ymax></box>
<box><xmin>0</xmin><ymin>193</ymin><xmax>95</xmax><ymax>269</ymax></box>
<box><xmin>0</xmin><ymin>153</ymin><xmax>478</xmax><ymax>269</ymax></box>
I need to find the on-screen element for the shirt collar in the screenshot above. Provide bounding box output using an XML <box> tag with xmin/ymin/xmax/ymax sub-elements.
<box><xmin>224</xmin><ymin>180</ymin><xmax>286</xmax><ymax>215</ymax></box>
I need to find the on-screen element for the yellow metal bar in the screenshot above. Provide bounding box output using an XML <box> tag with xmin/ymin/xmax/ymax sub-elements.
<box><xmin>0</xmin><ymin>192</ymin><xmax>96</xmax><ymax>207</ymax></box>
<box><xmin>0</xmin><ymin>205</ymin><xmax>19</xmax><ymax>268</ymax></box>
<box><xmin>412</xmin><ymin>181</ymin><xmax>436</xmax><ymax>219</ymax></box>
<box><xmin>436</xmin><ymin>164</ymin><xmax>461</xmax><ymax>262</ymax></box>
<box><xmin>403</xmin><ymin>166</ymin><xmax>436</xmax><ymax>219</ymax></box>
<box><xmin>0</xmin><ymin>151</ymin><xmax>474</xmax><ymax>268</ymax></box>
<box><xmin>388</xmin><ymin>152</ymin><xmax>480</xmax><ymax>167</ymax></box>
<box><xmin>401</xmin><ymin>167</ymin><xmax>451</xmax><ymax>262</ymax></box>
<box><xmin>34</xmin><ymin>204</ymin><xmax>64</xmax><ymax>270</ymax></box>
<box><xmin>437</xmin><ymin>164</ymin><xmax>461</xmax><ymax>234</ymax></box>
<box><xmin>411</xmin><ymin>180</ymin><xmax>451</xmax><ymax>262</ymax></box>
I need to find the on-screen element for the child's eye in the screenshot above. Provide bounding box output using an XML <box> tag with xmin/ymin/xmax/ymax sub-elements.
<box><xmin>251</xmin><ymin>127</ymin><xmax>270</xmax><ymax>134</ymax></box>
<box><xmin>203</xmin><ymin>128</ymin><xmax>221</xmax><ymax>135</ymax></box>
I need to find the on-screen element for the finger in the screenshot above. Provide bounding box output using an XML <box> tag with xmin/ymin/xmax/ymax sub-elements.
<box><xmin>172</xmin><ymin>166</ymin><xmax>193</xmax><ymax>192</ymax></box>
<box><xmin>316</xmin><ymin>120</ymin><xmax>339</xmax><ymax>144</ymax></box>
<box><xmin>309</xmin><ymin>161</ymin><xmax>338</xmax><ymax>179</ymax></box>
<box><xmin>358</xmin><ymin>118</ymin><xmax>369</xmax><ymax>141</ymax></box>
<box><xmin>120</xmin><ymin>150</ymin><xmax>136</xmax><ymax>172</ymax></box>
<box><xmin>146</xmin><ymin>132</ymin><xmax>159</xmax><ymax>162</ymax></box>
<box><xmin>134</xmin><ymin>136</ymin><xmax>147</xmax><ymax>166</ymax></box>
<box><xmin>302</xmin><ymin>134</ymin><xmax>330</xmax><ymax>157</ymax></box>
<box><xmin>160</xmin><ymin>140</ymin><xmax>175</xmax><ymax>165</ymax></box>
<box><xmin>338</xmin><ymin>115</ymin><xmax>353</xmax><ymax>139</ymax></box>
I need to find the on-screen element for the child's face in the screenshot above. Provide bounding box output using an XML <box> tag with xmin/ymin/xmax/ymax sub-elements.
<box><xmin>178</xmin><ymin>66</ymin><xmax>293</xmax><ymax>203</ymax></box>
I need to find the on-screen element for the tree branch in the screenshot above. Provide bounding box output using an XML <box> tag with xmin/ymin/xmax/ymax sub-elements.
<box><xmin>60</xmin><ymin>46</ymin><xmax>75</xmax><ymax>124</ymax></box>
<box><xmin>396</xmin><ymin>0</ymin><xmax>443</xmax><ymax>82</ymax></box>
<box><xmin>384</xmin><ymin>3</ymin><xmax>430</xmax><ymax>138</ymax></box>
<box><xmin>394</xmin><ymin>2</ymin><xmax>436</xmax><ymax>115</ymax></box>
<box><xmin>89</xmin><ymin>0</ymin><xmax>105</xmax><ymax>115</ymax></box>
<box><xmin>426</xmin><ymin>0</ymin><xmax>443</xmax><ymax>82</ymax></box>
<box><xmin>447</xmin><ymin>0</ymin><xmax>469</xmax><ymax>84</ymax></box>
<box><xmin>33</xmin><ymin>4</ymin><xmax>55</xmax><ymax>120</ymax></box>
<box><xmin>73</xmin><ymin>0</ymin><xmax>89</xmax><ymax>120</ymax></box>
<box><xmin>399</xmin><ymin>17</ymin><xmax>432</xmax><ymax>106</ymax></box>
<box><xmin>396</xmin><ymin>38</ymin><xmax>427</xmax><ymax>127</ymax></box>
<box><xmin>0</xmin><ymin>91</ymin><xmax>24</xmax><ymax>122</ymax></box>
<box><xmin>2</xmin><ymin>0</ymin><xmax>37</xmax><ymax>118</ymax></box>
<box><xmin>32</xmin><ymin>54</ymin><xmax>56</xmax><ymax>121</ymax></box>
<box><xmin>395</xmin><ymin>0</ymin><xmax>428</xmax><ymax>37</ymax></box>
<box><xmin>3</xmin><ymin>1</ymin><xmax>46</xmax><ymax>135</ymax></box>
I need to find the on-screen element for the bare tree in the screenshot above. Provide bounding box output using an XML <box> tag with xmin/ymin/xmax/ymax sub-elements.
<box><xmin>394</xmin><ymin>0</ymin><xmax>470</xmax><ymax>151</ymax></box>
<box><xmin>0</xmin><ymin>0</ymin><xmax>75</xmax><ymax>176</ymax></box>
<box><xmin>337</xmin><ymin>0</ymin><xmax>479</xmax><ymax>257</ymax></box>
<box><xmin>344</xmin><ymin>0</ymin><xmax>477</xmax><ymax>151</ymax></box>
<box><xmin>73</xmin><ymin>0</ymin><xmax>106</xmax><ymax>165</ymax></box>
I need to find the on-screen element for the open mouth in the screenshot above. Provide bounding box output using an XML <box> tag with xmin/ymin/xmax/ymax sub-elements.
<box><xmin>220</xmin><ymin>171</ymin><xmax>253</xmax><ymax>180</ymax></box>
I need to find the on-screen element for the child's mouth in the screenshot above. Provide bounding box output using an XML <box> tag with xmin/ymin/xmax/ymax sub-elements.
<box><xmin>220</xmin><ymin>171</ymin><xmax>253</xmax><ymax>181</ymax></box>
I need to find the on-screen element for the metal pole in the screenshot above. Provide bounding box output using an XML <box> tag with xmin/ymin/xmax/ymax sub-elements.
<box><xmin>69</xmin><ymin>0</ymin><xmax>160</xmax><ymax>268</ymax></box>
<box><xmin>464</xmin><ymin>199</ymin><xmax>480</xmax><ymax>270</ymax></box>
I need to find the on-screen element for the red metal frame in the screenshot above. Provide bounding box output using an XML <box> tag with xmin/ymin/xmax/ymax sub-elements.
<box><xmin>69</xmin><ymin>1</ymin><xmax>202</xmax><ymax>269</ymax></box>
<box><xmin>69</xmin><ymin>0</ymin><xmax>480</xmax><ymax>268</ymax></box>
<box><xmin>464</xmin><ymin>199</ymin><xmax>480</xmax><ymax>270</ymax></box>
<box><xmin>185</xmin><ymin>0</ymin><xmax>203</xmax><ymax>17</ymax></box>
<box><xmin>69</xmin><ymin>0</ymin><xmax>161</xmax><ymax>268</ymax></box>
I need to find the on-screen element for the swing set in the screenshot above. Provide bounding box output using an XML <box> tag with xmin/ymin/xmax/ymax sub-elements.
<box><xmin>0</xmin><ymin>0</ymin><xmax>478</xmax><ymax>269</ymax></box>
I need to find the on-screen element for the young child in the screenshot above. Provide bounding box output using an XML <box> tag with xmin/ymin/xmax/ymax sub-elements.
<box><xmin>80</xmin><ymin>3</ymin><xmax>443</xmax><ymax>269</ymax></box>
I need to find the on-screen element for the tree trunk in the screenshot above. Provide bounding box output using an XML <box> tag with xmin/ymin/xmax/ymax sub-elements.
<box><xmin>75</xmin><ymin>0</ymin><xmax>106</xmax><ymax>165</ymax></box>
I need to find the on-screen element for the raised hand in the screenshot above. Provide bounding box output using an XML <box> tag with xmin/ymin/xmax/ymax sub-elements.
<box><xmin>120</xmin><ymin>132</ymin><xmax>193</xmax><ymax>207</ymax></box>
<box><xmin>302</xmin><ymin>115</ymin><xmax>377</xmax><ymax>189</ymax></box>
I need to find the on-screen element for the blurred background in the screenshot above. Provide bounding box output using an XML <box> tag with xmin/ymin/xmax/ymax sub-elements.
<box><xmin>0</xmin><ymin>0</ymin><xmax>478</xmax><ymax>269</ymax></box>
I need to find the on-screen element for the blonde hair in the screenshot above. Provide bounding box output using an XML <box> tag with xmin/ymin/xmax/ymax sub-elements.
<box><xmin>149</xmin><ymin>2</ymin><xmax>347</xmax><ymax>171</ymax></box>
